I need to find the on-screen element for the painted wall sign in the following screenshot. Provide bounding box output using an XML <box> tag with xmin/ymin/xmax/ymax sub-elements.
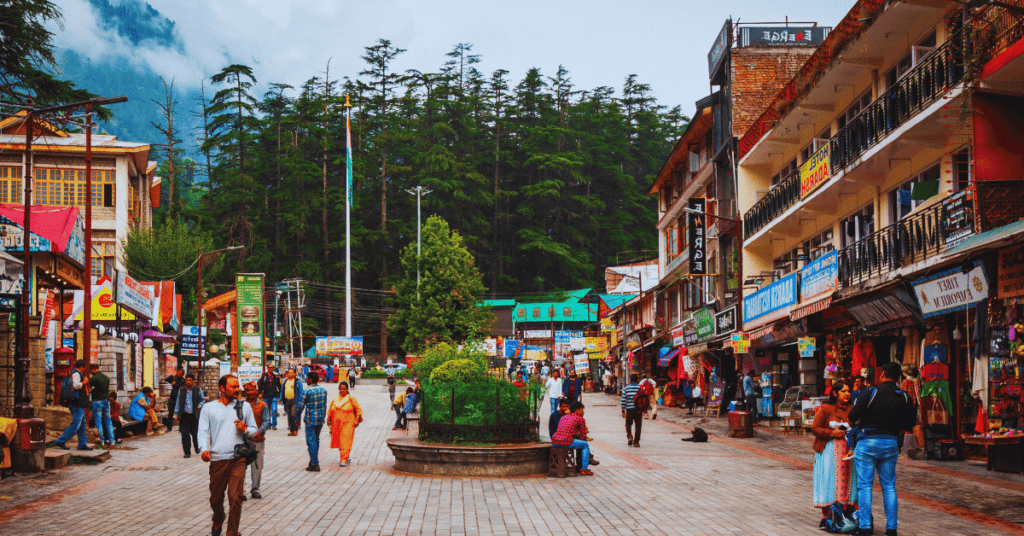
<box><xmin>998</xmin><ymin>243</ymin><xmax>1024</xmax><ymax>299</ymax></box>
<box><xmin>115</xmin><ymin>271</ymin><xmax>154</xmax><ymax>319</ymax></box>
<box><xmin>800</xmin><ymin>250</ymin><xmax>838</xmax><ymax>302</ymax></box>
<box><xmin>688</xmin><ymin>198</ymin><xmax>707</xmax><ymax>274</ymax></box>
<box><xmin>523</xmin><ymin>329</ymin><xmax>552</xmax><ymax>339</ymax></box>
<box><xmin>694</xmin><ymin>307</ymin><xmax>715</xmax><ymax>342</ymax></box>
<box><xmin>799</xmin><ymin>145</ymin><xmax>830</xmax><ymax>198</ymax></box>
<box><xmin>743</xmin><ymin>272</ymin><xmax>799</xmax><ymax>326</ymax></box>
<box><xmin>714</xmin><ymin>306</ymin><xmax>737</xmax><ymax>337</ymax></box>
<box><xmin>913</xmin><ymin>262</ymin><xmax>990</xmax><ymax>318</ymax></box>
<box><xmin>235</xmin><ymin>273</ymin><xmax>265</xmax><ymax>365</ymax></box>
<box><xmin>315</xmin><ymin>336</ymin><xmax>364</xmax><ymax>356</ymax></box>
<box><xmin>738</xmin><ymin>26</ymin><xmax>830</xmax><ymax>47</ymax></box>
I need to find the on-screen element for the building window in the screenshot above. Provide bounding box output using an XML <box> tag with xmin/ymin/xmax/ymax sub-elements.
<box><xmin>667</xmin><ymin>226</ymin><xmax>679</xmax><ymax>259</ymax></box>
<box><xmin>838</xmin><ymin>90</ymin><xmax>872</xmax><ymax>129</ymax></box>
<box><xmin>841</xmin><ymin>203</ymin><xmax>875</xmax><ymax>248</ymax></box>
<box><xmin>0</xmin><ymin>167</ymin><xmax>23</xmax><ymax>204</ymax></box>
<box><xmin>771</xmin><ymin>159</ymin><xmax>797</xmax><ymax>188</ymax></box>
<box><xmin>532</xmin><ymin>307</ymin><xmax>540</xmax><ymax>318</ymax></box>
<box><xmin>517</xmin><ymin>308</ymin><xmax>525</xmax><ymax>318</ymax></box>
<box><xmin>30</xmin><ymin>168</ymin><xmax>115</xmax><ymax>207</ymax></box>
<box><xmin>885</xmin><ymin>31</ymin><xmax>937</xmax><ymax>90</ymax></box>
<box><xmin>91</xmin><ymin>242</ymin><xmax>116</xmax><ymax>280</ymax></box>
<box><xmin>890</xmin><ymin>163</ymin><xmax>940</xmax><ymax>222</ymax></box>
<box><xmin>804</xmin><ymin>228</ymin><xmax>835</xmax><ymax>260</ymax></box>
<box><xmin>773</xmin><ymin>246</ymin><xmax>803</xmax><ymax>278</ymax></box>
<box><xmin>951</xmin><ymin>147</ymin><xmax>972</xmax><ymax>192</ymax></box>
<box><xmin>800</xmin><ymin>127</ymin><xmax>831</xmax><ymax>162</ymax></box>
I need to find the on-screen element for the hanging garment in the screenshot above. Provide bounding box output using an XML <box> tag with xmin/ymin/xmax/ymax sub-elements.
<box><xmin>851</xmin><ymin>339</ymin><xmax>877</xmax><ymax>377</ymax></box>
<box><xmin>920</xmin><ymin>325</ymin><xmax>950</xmax><ymax>368</ymax></box>
<box><xmin>923</xmin><ymin>343</ymin><xmax>949</xmax><ymax>365</ymax></box>
<box><xmin>921</xmin><ymin>361</ymin><xmax>949</xmax><ymax>382</ymax></box>
<box><xmin>921</xmin><ymin>379</ymin><xmax>953</xmax><ymax>417</ymax></box>
<box><xmin>903</xmin><ymin>328</ymin><xmax>922</xmax><ymax>370</ymax></box>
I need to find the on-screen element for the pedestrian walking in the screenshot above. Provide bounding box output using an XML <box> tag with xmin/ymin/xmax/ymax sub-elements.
<box><xmin>743</xmin><ymin>370</ymin><xmax>761</xmax><ymax>424</ymax></box>
<box><xmin>328</xmin><ymin>382</ymin><xmax>363</xmax><ymax>467</ymax></box>
<box><xmin>641</xmin><ymin>376</ymin><xmax>658</xmax><ymax>420</ymax></box>
<box><xmin>544</xmin><ymin>370</ymin><xmax>563</xmax><ymax>415</ymax></box>
<box><xmin>108</xmin><ymin>392</ymin><xmax>124</xmax><ymax>443</ymax></box>
<box><xmin>197</xmin><ymin>374</ymin><xmax>257</xmax><ymax>536</ymax></box>
<box><xmin>848</xmin><ymin>362</ymin><xmax>915</xmax><ymax>536</ymax></box>
<box><xmin>297</xmin><ymin>370</ymin><xmax>328</xmax><ymax>471</ymax></box>
<box><xmin>333</xmin><ymin>364</ymin><xmax>340</xmax><ymax>384</ymax></box>
<box><xmin>55</xmin><ymin>359</ymin><xmax>92</xmax><ymax>451</ymax></box>
<box><xmin>257</xmin><ymin>363</ymin><xmax>282</xmax><ymax>430</ymax></box>
<box><xmin>811</xmin><ymin>380</ymin><xmax>857</xmax><ymax>528</ymax></box>
<box><xmin>88</xmin><ymin>363</ymin><xmax>115</xmax><ymax>448</ymax></box>
<box><xmin>242</xmin><ymin>382</ymin><xmax>270</xmax><ymax>499</ymax></box>
<box><xmin>562</xmin><ymin>370</ymin><xmax>583</xmax><ymax>403</ymax></box>
<box><xmin>551</xmin><ymin>401</ymin><xmax>595</xmax><ymax>476</ymax></box>
<box><xmin>177</xmin><ymin>374</ymin><xmax>206</xmax><ymax>458</ymax></box>
<box><xmin>163</xmin><ymin>368</ymin><xmax>185</xmax><ymax>432</ymax></box>
<box><xmin>392</xmin><ymin>387</ymin><xmax>409</xmax><ymax>430</ymax></box>
<box><xmin>540</xmin><ymin>363</ymin><xmax>550</xmax><ymax>382</ymax></box>
<box><xmin>348</xmin><ymin>366</ymin><xmax>357</xmax><ymax>387</ymax></box>
<box><xmin>621</xmin><ymin>374</ymin><xmax>643</xmax><ymax>447</ymax></box>
<box><xmin>282</xmin><ymin>368</ymin><xmax>304</xmax><ymax>436</ymax></box>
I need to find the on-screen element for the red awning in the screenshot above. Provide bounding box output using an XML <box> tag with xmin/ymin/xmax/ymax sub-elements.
<box><xmin>748</xmin><ymin>324</ymin><xmax>775</xmax><ymax>340</ymax></box>
<box><xmin>0</xmin><ymin>204</ymin><xmax>82</xmax><ymax>261</ymax></box>
<box><xmin>790</xmin><ymin>296</ymin><xmax>832</xmax><ymax>321</ymax></box>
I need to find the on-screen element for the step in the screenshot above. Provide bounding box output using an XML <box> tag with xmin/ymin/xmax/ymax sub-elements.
<box><xmin>67</xmin><ymin>446</ymin><xmax>111</xmax><ymax>464</ymax></box>
<box><xmin>44</xmin><ymin>450</ymin><xmax>71</xmax><ymax>470</ymax></box>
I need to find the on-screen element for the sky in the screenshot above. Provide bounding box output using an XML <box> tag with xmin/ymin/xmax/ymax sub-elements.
<box><xmin>52</xmin><ymin>0</ymin><xmax>854</xmax><ymax>115</ymax></box>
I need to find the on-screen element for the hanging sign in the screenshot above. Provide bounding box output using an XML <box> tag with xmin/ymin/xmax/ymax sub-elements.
<box><xmin>682</xmin><ymin>318</ymin><xmax>699</xmax><ymax>345</ymax></box>
<box><xmin>235</xmin><ymin>273</ymin><xmax>265</xmax><ymax>365</ymax></box>
<box><xmin>53</xmin><ymin>256</ymin><xmax>84</xmax><ymax>289</ymax></box>
<box><xmin>799</xmin><ymin>144</ymin><xmax>830</xmax><ymax>198</ymax></box>
<box><xmin>942</xmin><ymin>189</ymin><xmax>975</xmax><ymax>247</ymax></box>
<box><xmin>314</xmin><ymin>336</ymin><xmax>364</xmax><ymax>356</ymax></box>
<box><xmin>688</xmin><ymin>198</ymin><xmax>707</xmax><ymax>274</ymax></box>
<box><xmin>743</xmin><ymin>272</ymin><xmax>799</xmax><ymax>326</ymax></box>
<box><xmin>800</xmin><ymin>250</ymin><xmax>838</xmax><ymax>302</ymax></box>
<box><xmin>731</xmin><ymin>332</ymin><xmax>750</xmax><ymax>354</ymax></box>
<box><xmin>998</xmin><ymin>244</ymin><xmax>1024</xmax><ymax>299</ymax></box>
<box><xmin>714</xmin><ymin>306</ymin><xmax>738</xmax><ymax>337</ymax></box>
<box><xmin>798</xmin><ymin>337</ymin><xmax>816</xmax><ymax>358</ymax></box>
<box><xmin>671</xmin><ymin>323</ymin><xmax>685</xmax><ymax>347</ymax></box>
<box><xmin>180</xmin><ymin>325</ymin><xmax>207</xmax><ymax>357</ymax></box>
<box><xmin>912</xmin><ymin>262</ymin><xmax>990</xmax><ymax>318</ymax></box>
<box><xmin>693</xmin><ymin>307</ymin><xmax>715</xmax><ymax>342</ymax></box>
<box><xmin>115</xmin><ymin>271</ymin><xmax>154</xmax><ymax>319</ymax></box>
<box><xmin>574</xmin><ymin>354</ymin><xmax>590</xmax><ymax>374</ymax></box>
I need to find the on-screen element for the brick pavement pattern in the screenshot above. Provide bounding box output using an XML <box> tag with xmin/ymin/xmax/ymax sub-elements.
<box><xmin>2</xmin><ymin>388</ymin><xmax>1023</xmax><ymax>535</ymax></box>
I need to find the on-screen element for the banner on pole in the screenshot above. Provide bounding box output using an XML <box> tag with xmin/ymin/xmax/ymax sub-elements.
<box><xmin>235</xmin><ymin>274</ymin><xmax>265</xmax><ymax>365</ymax></box>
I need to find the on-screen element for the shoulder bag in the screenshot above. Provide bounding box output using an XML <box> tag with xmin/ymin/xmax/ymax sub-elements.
<box><xmin>233</xmin><ymin>401</ymin><xmax>258</xmax><ymax>465</ymax></box>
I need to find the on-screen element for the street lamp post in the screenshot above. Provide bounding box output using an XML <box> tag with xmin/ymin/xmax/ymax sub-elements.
<box><xmin>404</xmin><ymin>186</ymin><xmax>432</xmax><ymax>298</ymax></box>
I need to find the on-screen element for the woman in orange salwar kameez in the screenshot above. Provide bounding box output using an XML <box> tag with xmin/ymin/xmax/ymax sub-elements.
<box><xmin>327</xmin><ymin>382</ymin><xmax>363</xmax><ymax>466</ymax></box>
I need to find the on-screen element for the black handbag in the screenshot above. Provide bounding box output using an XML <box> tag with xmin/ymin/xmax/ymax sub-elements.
<box><xmin>233</xmin><ymin>401</ymin><xmax>258</xmax><ymax>465</ymax></box>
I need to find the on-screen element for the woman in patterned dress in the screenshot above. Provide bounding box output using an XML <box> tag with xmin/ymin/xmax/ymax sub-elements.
<box><xmin>811</xmin><ymin>380</ymin><xmax>858</xmax><ymax>528</ymax></box>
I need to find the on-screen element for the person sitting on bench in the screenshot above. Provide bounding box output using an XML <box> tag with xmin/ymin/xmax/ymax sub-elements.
<box><xmin>108</xmin><ymin>392</ymin><xmax>124</xmax><ymax>443</ymax></box>
<box><xmin>129</xmin><ymin>387</ymin><xmax>162</xmax><ymax>435</ymax></box>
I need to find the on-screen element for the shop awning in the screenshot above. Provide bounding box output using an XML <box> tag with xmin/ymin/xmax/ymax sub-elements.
<box><xmin>0</xmin><ymin>204</ymin><xmax>84</xmax><ymax>267</ymax></box>
<box><xmin>790</xmin><ymin>296</ymin><xmax>832</xmax><ymax>321</ymax></box>
<box><xmin>749</xmin><ymin>324</ymin><xmax>774</xmax><ymax>340</ymax></box>
<box><xmin>659</xmin><ymin>348</ymin><xmax>680</xmax><ymax>367</ymax></box>
<box><xmin>845</xmin><ymin>285</ymin><xmax>922</xmax><ymax>331</ymax></box>
<box><xmin>141</xmin><ymin>328</ymin><xmax>176</xmax><ymax>344</ymax></box>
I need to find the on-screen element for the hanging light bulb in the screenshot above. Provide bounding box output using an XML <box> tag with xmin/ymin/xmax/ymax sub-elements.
<box><xmin>952</xmin><ymin>326</ymin><xmax>962</xmax><ymax>341</ymax></box>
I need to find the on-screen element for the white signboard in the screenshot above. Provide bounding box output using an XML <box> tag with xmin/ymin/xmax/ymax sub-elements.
<box><xmin>237</xmin><ymin>364</ymin><xmax>262</xmax><ymax>388</ymax></box>
<box><xmin>116</xmin><ymin>271</ymin><xmax>154</xmax><ymax>319</ymax></box>
<box><xmin>913</xmin><ymin>264</ymin><xmax>990</xmax><ymax>318</ymax></box>
<box><xmin>573</xmin><ymin>354</ymin><xmax>590</xmax><ymax>374</ymax></box>
<box><xmin>569</xmin><ymin>337</ymin><xmax>586</xmax><ymax>352</ymax></box>
<box><xmin>219</xmin><ymin>360</ymin><xmax>232</xmax><ymax>379</ymax></box>
<box><xmin>523</xmin><ymin>330</ymin><xmax>552</xmax><ymax>339</ymax></box>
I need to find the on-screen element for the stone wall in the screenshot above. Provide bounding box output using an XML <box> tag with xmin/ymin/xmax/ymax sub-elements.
<box><xmin>0</xmin><ymin>316</ymin><xmax>49</xmax><ymax>417</ymax></box>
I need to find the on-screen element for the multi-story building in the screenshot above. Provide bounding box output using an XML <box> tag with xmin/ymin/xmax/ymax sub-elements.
<box><xmin>647</xmin><ymin>20</ymin><xmax>827</xmax><ymax>396</ymax></box>
<box><xmin>736</xmin><ymin>0</ymin><xmax>1024</xmax><ymax>433</ymax></box>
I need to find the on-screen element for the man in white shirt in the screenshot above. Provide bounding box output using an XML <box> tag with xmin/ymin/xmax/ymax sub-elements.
<box><xmin>544</xmin><ymin>370</ymin><xmax>564</xmax><ymax>415</ymax></box>
<box><xmin>198</xmin><ymin>374</ymin><xmax>257</xmax><ymax>536</ymax></box>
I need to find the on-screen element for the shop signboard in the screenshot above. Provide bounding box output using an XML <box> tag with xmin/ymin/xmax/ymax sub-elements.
<box><xmin>600</xmin><ymin>318</ymin><xmax>614</xmax><ymax>331</ymax></box>
<box><xmin>693</xmin><ymin>307</ymin><xmax>715</xmax><ymax>342</ymax></box>
<box><xmin>707</xmin><ymin>20</ymin><xmax>732</xmax><ymax>77</ymax></box>
<box><xmin>484</xmin><ymin>338</ymin><xmax>497</xmax><ymax>356</ymax></box>
<box><xmin>219</xmin><ymin>360</ymin><xmax>232</xmax><ymax>378</ymax></box>
<box><xmin>237</xmin><ymin>364</ymin><xmax>261</xmax><ymax>387</ymax></box>
<box><xmin>912</xmin><ymin>262</ymin><xmax>990</xmax><ymax>318</ymax></box>
<box><xmin>997</xmin><ymin>243</ymin><xmax>1024</xmax><ymax>299</ymax></box>
<box><xmin>738</xmin><ymin>26</ymin><xmax>830</xmax><ymax>47</ymax></box>
<box><xmin>708</xmin><ymin>382</ymin><xmax>726</xmax><ymax>405</ymax></box>
<box><xmin>798</xmin><ymin>337</ymin><xmax>816</xmax><ymax>358</ymax></box>
<box><xmin>714</xmin><ymin>306</ymin><xmax>738</xmax><ymax>337</ymax></box>
<box><xmin>181</xmin><ymin>325</ymin><xmax>207</xmax><ymax>357</ymax></box>
<box><xmin>800</xmin><ymin>250</ymin><xmax>838</xmax><ymax>302</ymax></box>
<box><xmin>688</xmin><ymin>198</ymin><xmax>707</xmax><ymax>274</ymax></box>
<box><xmin>682</xmin><ymin>319</ymin><xmax>699</xmax><ymax>345</ymax></box>
<box><xmin>574</xmin><ymin>354</ymin><xmax>590</xmax><ymax>375</ymax></box>
<box><xmin>942</xmin><ymin>189</ymin><xmax>975</xmax><ymax>248</ymax></box>
<box><xmin>235</xmin><ymin>273</ymin><xmax>265</xmax><ymax>365</ymax></box>
<box><xmin>569</xmin><ymin>336</ymin><xmax>586</xmax><ymax>351</ymax></box>
<box><xmin>315</xmin><ymin>336</ymin><xmax>364</xmax><ymax>355</ymax></box>
<box><xmin>523</xmin><ymin>329</ymin><xmax>551</xmax><ymax>339</ymax></box>
<box><xmin>38</xmin><ymin>290</ymin><xmax>54</xmax><ymax>338</ymax></box>
<box><xmin>53</xmin><ymin>256</ymin><xmax>84</xmax><ymax>289</ymax></box>
<box><xmin>671</xmin><ymin>324</ymin><xmax>685</xmax><ymax>347</ymax></box>
<box><xmin>135</xmin><ymin>346</ymin><xmax>142</xmax><ymax>387</ymax></box>
<box><xmin>799</xmin><ymin>145</ymin><xmax>830</xmax><ymax>198</ymax></box>
<box><xmin>555</xmin><ymin>330</ymin><xmax>582</xmax><ymax>353</ymax></box>
<box><xmin>115</xmin><ymin>271</ymin><xmax>154</xmax><ymax>319</ymax></box>
<box><xmin>743</xmin><ymin>272</ymin><xmax>799</xmax><ymax>326</ymax></box>
<box><xmin>731</xmin><ymin>332</ymin><xmax>750</xmax><ymax>354</ymax></box>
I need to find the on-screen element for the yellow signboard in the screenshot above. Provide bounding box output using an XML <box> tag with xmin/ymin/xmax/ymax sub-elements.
<box><xmin>73</xmin><ymin>285</ymin><xmax>136</xmax><ymax>321</ymax></box>
<box><xmin>799</xmin><ymin>144</ymin><xmax>830</xmax><ymax>198</ymax></box>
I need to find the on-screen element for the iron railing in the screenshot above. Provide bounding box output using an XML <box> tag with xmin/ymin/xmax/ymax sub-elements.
<box><xmin>976</xmin><ymin>0</ymin><xmax>1024</xmax><ymax>61</ymax></box>
<box><xmin>830</xmin><ymin>33</ymin><xmax>966</xmax><ymax>174</ymax></box>
<box><xmin>419</xmin><ymin>384</ymin><xmax>541</xmax><ymax>444</ymax></box>
<box><xmin>743</xmin><ymin>169</ymin><xmax>801</xmax><ymax>239</ymax></box>
<box><xmin>837</xmin><ymin>204</ymin><xmax>946</xmax><ymax>287</ymax></box>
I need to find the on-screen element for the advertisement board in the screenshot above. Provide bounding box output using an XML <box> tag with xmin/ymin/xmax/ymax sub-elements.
<box><xmin>315</xmin><ymin>336</ymin><xmax>364</xmax><ymax>356</ymax></box>
<box><xmin>235</xmin><ymin>273</ymin><xmax>265</xmax><ymax>365</ymax></box>
<box><xmin>738</xmin><ymin>26</ymin><xmax>830</xmax><ymax>47</ymax></box>
<box><xmin>237</xmin><ymin>364</ymin><xmax>262</xmax><ymax>387</ymax></box>
<box><xmin>586</xmin><ymin>336</ymin><xmax>609</xmax><ymax>353</ymax></box>
<box><xmin>743</xmin><ymin>272</ymin><xmax>799</xmax><ymax>326</ymax></box>
<box><xmin>523</xmin><ymin>329</ymin><xmax>552</xmax><ymax>339</ymax></box>
<box><xmin>574</xmin><ymin>354</ymin><xmax>590</xmax><ymax>375</ymax></box>
<box><xmin>799</xmin><ymin>145</ymin><xmax>830</xmax><ymax>198</ymax></box>
<box><xmin>181</xmin><ymin>325</ymin><xmax>207</xmax><ymax>357</ymax></box>
<box><xmin>116</xmin><ymin>271</ymin><xmax>154</xmax><ymax>319</ymax></box>
<box><xmin>800</xmin><ymin>250</ymin><xmax>838</xmax><ymax>302</ymax></box>
<box><xmin>693</xmin><ymin>308</ymin><xmax>715</xmax><ymax>342</ymax></box>
<box><xmin>942</xmin><ymin>189</ymin><xmax>975</xmax><ymax>247</ymax></box>
<box><xmin>912</xmin><ymin>262</ymin><xmax>989</xmax><ymax>318</ymax></box>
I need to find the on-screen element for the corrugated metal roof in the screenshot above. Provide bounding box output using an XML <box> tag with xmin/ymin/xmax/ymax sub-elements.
<box><xmin>512</xmin><ymin>302</ymin><xmax>597</xmax><ymax>322</ymax></box>
<box><xmin>479</xmin><ymin>299</ymin><xmax>516</xmax><ymax>308</ymax></box>
<box><xmin>945</xmin><ymin>219</ymin><xmax>1024</xmax><ymax>256</ymax></box>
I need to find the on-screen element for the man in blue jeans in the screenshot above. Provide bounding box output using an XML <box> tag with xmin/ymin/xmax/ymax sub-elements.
<box><xmin>551</xmin><ymin>401</ymin><xmax>595</xmax><ymax>476</ymax></box>
<box><xmin>88</xmin><ymin>363</ymin><xmax>115</xmax><ymax>447</ymax></box>
<box><xmin>848</xmin><ymin>361</ymin><xmax>915</xmax><ymax>536</ymax></box>
<box><xmin>56</xmin><ymin>360</ymin><xmax>94</xmax><ymax>451</ymax></box>
<box><xmin>257</xmin><ymin>364</ymin><xmax>282</xmax><ymax>430</ymax></box>
<box><xmin>297</xmin><ymin>371</ymin><xmax>327</xmax><ymax>471</ymax></box>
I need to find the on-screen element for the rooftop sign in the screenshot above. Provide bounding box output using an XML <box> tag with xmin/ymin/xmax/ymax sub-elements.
<box><xmin>738</xmin><ymin>26</ymin><xmax>830</xmax><ymax>47</ymax></box>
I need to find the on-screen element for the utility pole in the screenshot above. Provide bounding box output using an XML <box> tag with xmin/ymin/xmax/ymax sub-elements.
<box><xmin>404</xmin><ymin>186</ymin><xmax>432</xmax><ymax>298</ymax></box>
<box><xmin>344</xmin><ymin>95</ymin><xmax>353</xmax><ymax>338</ymax></box>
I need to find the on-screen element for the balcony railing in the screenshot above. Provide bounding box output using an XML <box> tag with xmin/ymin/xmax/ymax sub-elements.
<box><xmin>743</xmin><ymin>170</ymin><xmax>801</xmax><ymax>239</ymax></box>
<box><xmin>837</xmin><ymin>204</ymin><xmax>947</xmax><ymax>287</ymax></box>
<box><xmin>977</xmin><ymin>0</ymin><xmax>1024</xmax><ymax>61</ymax></box>
<box><xmin>830</xmin><ymin>33</ymin><xmax>966</xmax><ymax>173</ymax></box>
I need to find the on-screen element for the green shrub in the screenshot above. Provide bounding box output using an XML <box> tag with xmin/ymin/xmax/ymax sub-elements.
<box><xmin>412</xmin><ymin>343</ymin><xmax>487</xmax><ymax>380</ymax></box>
<box><xmin>361</xmin><ymin>369</ymin><xmax>387</xmax><ymax>379</ymax></box>
<box><xmin>430</xmin><ymin>358</ymin><xmax>486</xmax><ymax>384</ymax></box>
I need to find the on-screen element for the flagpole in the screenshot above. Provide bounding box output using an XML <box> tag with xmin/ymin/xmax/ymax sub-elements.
<box><xmin>344</xmin><ymin>94</ymin><xmax>353</xmax><ymax>338</ymax></box>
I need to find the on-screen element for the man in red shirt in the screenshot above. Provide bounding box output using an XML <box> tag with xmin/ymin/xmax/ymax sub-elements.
<box><xmin>551</xmin><ymin>401</ymin><xmax>594</xmax><ymax>476</ymax></box>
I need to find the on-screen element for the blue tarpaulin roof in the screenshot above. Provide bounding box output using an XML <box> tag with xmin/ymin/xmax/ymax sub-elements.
<box><xmin>659</xmin><ymin>348</ymin><xmax>680</xmax><ymax>367</ymax></box>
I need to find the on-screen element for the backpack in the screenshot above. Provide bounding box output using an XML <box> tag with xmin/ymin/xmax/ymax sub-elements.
<box><xmin>824</xmin><ymin>501</ymin><xmax>856</xmax><ymax>533</ymax></box>
<box><xmin>60</xmin><ymin>373</ymin><xmax>79</xmax><ymax>407</ymax></box>
<box><xmin>634</xmin><ymin>390</ymin><xmax>651</xmax><ymax>412</ymax></box>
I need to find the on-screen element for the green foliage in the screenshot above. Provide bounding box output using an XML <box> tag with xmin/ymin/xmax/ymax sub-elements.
<box><xmin>429</xmin><ymin>358</ymin><xmax>486</xmax><ymax>384</ymax></box>
<box><xmin>388</xmin><ymin>217</ymin><xmax>495</xmax><ymax>354</ymax></box>
<box><xmin>412</xmin><ymin>342</ymin><xmax>488</xmax><ymax>382</ymax></box>
<box><xmin>419</xmin><ymin>377</ymin><xmax>544</xmax><ymax>443</ymax></box>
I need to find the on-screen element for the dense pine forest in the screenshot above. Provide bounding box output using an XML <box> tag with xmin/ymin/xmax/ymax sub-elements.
<box><xmin>144</xmin><ymin>40</ymin><xmax>688</xmax><ymax>354</ymax></box>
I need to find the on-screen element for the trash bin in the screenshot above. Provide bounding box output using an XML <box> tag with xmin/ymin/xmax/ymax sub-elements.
<box><xmin>727</xmin><ymin>411</ymin><xmax>753</xmax><ymax>438</ymax></box>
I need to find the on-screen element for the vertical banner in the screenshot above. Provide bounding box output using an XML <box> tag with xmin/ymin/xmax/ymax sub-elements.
<box><xmin>235</xmin><ymin>274</ymin><xmax>266</xmax><ymax>366</ymax></box>
<box><xmin>688</xmin><ymin>198</ymin><xmax>707</xmax><ymax>274</ymax></box>
<box><xmin>143</xmin><ymin>348</ymin><xmax>154</xmax><ymax>388</ymax></box>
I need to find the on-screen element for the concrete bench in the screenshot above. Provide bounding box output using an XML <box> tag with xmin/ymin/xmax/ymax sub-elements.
<box><xmin>548</xmin><ymin>446</ymin><xmax>580</xmax><ymax>478</ymax></box>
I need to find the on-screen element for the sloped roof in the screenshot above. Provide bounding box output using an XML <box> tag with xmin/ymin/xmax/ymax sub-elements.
<box><xmin>598</xmin><ymin>294</ymin><xmax>636</xmax><ymax>311</ymax></box>
<box><xmin>479</xmin><ymin>299</ymin><xmax>516</xmax><ymax>308</ymax></box>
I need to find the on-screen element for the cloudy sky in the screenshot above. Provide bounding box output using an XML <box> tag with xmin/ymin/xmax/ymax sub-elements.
<box><xmin>53</xmin><ymin>0</ymin><xmax>852</xmax><ymax>113</ymax></box>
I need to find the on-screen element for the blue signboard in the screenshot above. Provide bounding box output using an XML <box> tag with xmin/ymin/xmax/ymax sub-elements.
<box><xmin>743</xmin><ymin>272</ymin><xmax>799</xmax><ymax>325</ymax></box>
<box><xmin>800</xmin><ymin>250</ymin><xmax>838</xmax><ymax>302</ymax></box>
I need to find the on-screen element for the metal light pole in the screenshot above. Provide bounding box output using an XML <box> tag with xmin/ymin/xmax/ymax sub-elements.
<box><xmin>404</xmin><ymin>186</ymin><xmax>432</xmax><ymax>297</ymax></box>
<box><xmin>344</xmin><ymin>95</ymin><xmax>353</xmax><ymax>338</ymax></box>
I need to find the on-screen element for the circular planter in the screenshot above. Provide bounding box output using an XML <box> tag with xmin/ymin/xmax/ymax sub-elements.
<box><xmin>386</xmin><ymin>437</ymin><xmax>550</xmax><ymax>477</ymax></box>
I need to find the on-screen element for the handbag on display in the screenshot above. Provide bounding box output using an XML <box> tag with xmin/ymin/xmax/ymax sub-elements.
<box><xmin>925</xmin><ymin>394</ymin><xmax>950</xmax><ymax>426</ymax></box>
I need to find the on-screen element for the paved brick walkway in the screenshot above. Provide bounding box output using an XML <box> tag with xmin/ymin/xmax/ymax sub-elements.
<box><xmin>1</xmin><ymin>386</ymin><xmax>1022</xmax><ymax>535</ymax></box>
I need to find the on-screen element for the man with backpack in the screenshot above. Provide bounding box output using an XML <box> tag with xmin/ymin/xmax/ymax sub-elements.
<box><xmin>848</xmin><ymin>361</ymin><xmax>915</xmax><ymax>536</ymax></box>
<box><xmin>198</xmin><ymin>374</ymin><xmax>257</xmax><ymax>536</ymax></box>
<box><xmin>621</xmin><ymin>374</ymin><xmax>649</xmax><ymax>448</ymax></box>
<box><xmin>257</xmin><ymin>363</ymin><xmax>282</xmax><ymax>430</ymax></box>
<box><xmin>55</xmin><ymin>360</ymin><xmax>93</xmax><ymax>451</ymax></box>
